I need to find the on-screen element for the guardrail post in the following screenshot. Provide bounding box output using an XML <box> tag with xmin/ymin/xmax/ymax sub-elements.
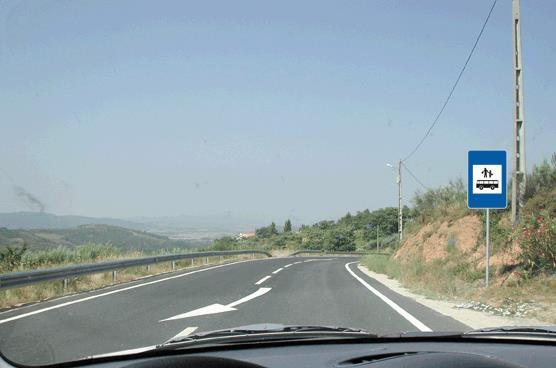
<box><xmin>171</xmin><ymin>261</ymin><xmax>176</xmax><ymax>271</ymax></box>
<box><xmin>205</xmin><ymin>257</ymin><xmax>208</xmax><ymax>264</ymax></box>
<box><xmin>63</xmin><ymin>278</ymin><xmax>68</xmax><ymax>293</ymax></box>
<box><xmin>220</xmin><ymin>255</ymin><xmax>223</xmax><ymax>262</ymax></box>
<box><xmin>112</xmin><ymin>270</ymin><xmax>117</xmax><ymax>284</ymax></box>
<box><xmin>146</xmin><ymin>265</ymin><xmax>151</xmax><ymax>272</ymax></box>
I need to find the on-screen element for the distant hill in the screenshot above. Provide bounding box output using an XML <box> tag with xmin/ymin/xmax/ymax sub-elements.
<box><xmin>0</xmin><ymin>211</ymin><xmax>268</xmax><ymax>233</ymax></box>
<box><xmin>131</xmin><ymin>213</ymin><xmax>269</xmax><ymax>232</ymax></box>
<box><xmin>0</xmin><ymin>224</ymin><xmax>209</xmax><ymax>251</ymax></box>
<box><xmin>0</xmin><ymin>212</ymin><xmax>147</xmax><ymax>230</ymax></box>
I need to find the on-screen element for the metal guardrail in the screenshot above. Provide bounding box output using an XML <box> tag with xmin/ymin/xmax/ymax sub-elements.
<box><xmin>289</xmin><ymin>250</ymin><xmax>372</xmax><ymax>256</ymax></box>
<box><xmin>0</xmin><ymin>250</ymin><xmax>271</xmax><ymax>290</ymax></box>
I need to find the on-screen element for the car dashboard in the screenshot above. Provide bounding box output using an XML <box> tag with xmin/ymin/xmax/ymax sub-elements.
<box><xmin>3</xmin><ymin>338</ymin><xmax>552</xmax><ymax>368</ymax></box>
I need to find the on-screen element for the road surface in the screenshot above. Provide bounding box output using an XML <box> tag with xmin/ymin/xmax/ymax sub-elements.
<box><xmin>0</xmin><ymin>256</ymin><xmax>468</xmax><ymax>365</ymax></box>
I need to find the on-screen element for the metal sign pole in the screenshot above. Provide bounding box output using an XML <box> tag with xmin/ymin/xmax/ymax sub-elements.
<box><xmin>486</xmin><ymin>208</ymin><xmax>490</xmax><ymax>287</ymax></box>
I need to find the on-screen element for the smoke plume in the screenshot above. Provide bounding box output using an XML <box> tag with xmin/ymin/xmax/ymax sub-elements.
<box><xmin>13</xmin><ymin>186</ymin><xmax>46</xmax><ymax>212</ymax></box>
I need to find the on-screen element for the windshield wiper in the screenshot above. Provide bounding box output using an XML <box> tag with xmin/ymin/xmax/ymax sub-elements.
<box><xmin>160</xmin><ymin>323</ymin><xmax>376</xmax><ymax>347</ymax></box>
<box><xmin>465</xmin><ymin>326</ymin><xmax>556</xmax><ymax>336</ymax></box>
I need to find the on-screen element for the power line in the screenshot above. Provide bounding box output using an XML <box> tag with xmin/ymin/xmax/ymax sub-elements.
<box><xmin>401</xmin><ymin>162</ymin><xmax>430</xmax><ymax>191</ymax></box>
<box><xmin>402</xmin><ymin>0</ymin><xmax>498</xmax><ymax>162</ymax></box>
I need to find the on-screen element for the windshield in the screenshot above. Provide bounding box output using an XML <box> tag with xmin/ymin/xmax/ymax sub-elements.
<box><xmin>1</xmin><ymin>0</ymin><xmax>555</xmax><ymax>365</ymax></box>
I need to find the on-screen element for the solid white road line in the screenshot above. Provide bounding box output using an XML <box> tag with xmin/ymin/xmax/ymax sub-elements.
<box><xmin>160</xmin><ymin>287</ymin><xmax>272</xmax><ymax>321</ymax></box>
<box><xmin>255</xmin><ymin>275</ymin><xmax>271</xmax><ymax>285</ymax></box>
<box><xmin>171</xmin><ymin>326</ymin><xmax>198</xmax><ymax>339</ymax></box>
<box><xmin>0</xmin><ymin>258</ymin><xmax>267</xmax><ymax>325</ymax></box>
<box><xmin>272</xmin><ymin>267</ymin><xmax>283</xmax><ymax>274</ymax></box>
<box><xmin>345</xmin><ymin>262</ymin><xmax>432</xmax><ymax>332</ymax></box>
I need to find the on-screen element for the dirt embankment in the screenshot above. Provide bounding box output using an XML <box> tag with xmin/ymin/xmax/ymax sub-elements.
<box><xmin>395</xmin><ymin>214</ymin><xmax>520</xmax><ymax>271</ymax></box>
<box><xmin>382</xmin><ymin>214</ymin><xmax>556</xmax><ymax>324</ymax></box>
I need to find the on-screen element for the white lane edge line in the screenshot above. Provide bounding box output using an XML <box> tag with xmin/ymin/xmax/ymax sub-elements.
<box><xmin>272</xmin><ymin>268</ymin><xmax>283</xmax><ymax>274</ymax></box>
<box><xmin>344</xmin><ymin>262</ymin><xmax>432</xmax><ymax>332</ymax></box>
<box><xmin>172</xmin><ymin>326</ymin><xmax>198</xmax><ymax>339</ymax></box>
<box><xmin>0</xmin><ymin>258</ymin><xmax>266</xmax><ymax>325</ymax></box>
<box><xmin>255</xmin><ymin>275</ymin><xmax>271</xmax><ymax>285</ymax></box>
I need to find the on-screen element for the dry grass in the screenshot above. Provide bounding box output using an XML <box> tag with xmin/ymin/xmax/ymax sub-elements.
<box><xmin>270</xmin><ymin>249</ymin><xmax>291</xmax><ymax>257</ymax></box>
<box><xmin>0</xmin><ymin>254</ymin><xmax>258</xmax><ymax>310</ymax></box>
<box><xmin>362</xmin><ymin>254</ymin><xmax>556</xmax><ymax>324</ymax></box>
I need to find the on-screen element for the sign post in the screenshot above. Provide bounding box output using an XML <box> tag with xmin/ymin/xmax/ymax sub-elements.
<box><xmin>468</xmin><ymin>151</ymin><xmax>507</xmax><ymax>287</ymax></box>
<box><xmin>486</xmin><ymin>208</ymin><xmax>490</xmax><ymax>287</ymax></box>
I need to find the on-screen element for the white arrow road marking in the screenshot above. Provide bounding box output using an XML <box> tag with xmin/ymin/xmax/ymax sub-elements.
<box><xmin>227</xmin><ymin>287</ymin><xmax>271</xmax><ymax>307</ymax></box>
<box><xmin>161</xmin><ymin>304</ymin><xmax>236</xmax><ymax>321</ymax></box>
<box><xmin>171</xmin><ymin>326</ymin><xmax>198</xmax><ymax>339</ymax></box>
<box><xmin>159</xmin><ymin>287</ymin><xmax>271</xmax><ymax>322</ymax></box>
<box><xmin>272</xmin><ymin>267</ymin><xmax>283</xmax><ymax>274</ymax></box>
<box><xmin>345</xmin><ymin>262</ymin><xmax>432</xmax><ymax>332</ymax></box>
<box><xmin>255</xmin><ymin>275</ymin><xmax>271</xmax><ymax>285</ymax></box>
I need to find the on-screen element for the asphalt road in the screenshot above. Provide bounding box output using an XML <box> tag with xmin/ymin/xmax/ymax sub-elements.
<box><xmin>0</xmin><ymin>256</ymin><xmax>468</xmax><ymax>365</ymax></box>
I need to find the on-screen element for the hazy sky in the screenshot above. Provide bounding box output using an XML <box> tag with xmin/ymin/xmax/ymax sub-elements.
<box><xmin>1</xmin><ymin>0</ymin><xmax>555</xmax><ymax>224</ymax></box>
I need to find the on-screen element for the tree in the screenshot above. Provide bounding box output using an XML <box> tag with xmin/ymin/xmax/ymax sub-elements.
<box><xmin>284</xmin><ymin>219</ymin><xmax>292</xmax><ymax>233</ymax></box>
<box><xmin>256</xmin><ymin>222</ymin><xmax>279</xmax><ymax>238</ymax></box>
<box><xmin>270</xmin><ymin>222</ymin><xmax>278</xmax><ymax>235</ymax></box>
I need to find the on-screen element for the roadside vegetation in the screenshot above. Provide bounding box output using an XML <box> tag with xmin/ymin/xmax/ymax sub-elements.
<box><xmin>362</xmin><ymin>153</ymin><xmax>556</xmax><ymax>323</ymax></box>
<box><xmin>209</xmin><ymin>207</ymin><xmax>404</xmax><ymax>253</ymax></box>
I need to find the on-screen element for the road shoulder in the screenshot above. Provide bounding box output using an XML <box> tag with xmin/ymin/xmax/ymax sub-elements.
<box><xmin>357</xmin><ymin>264</ymin><xmax>544</xmax><ymax>329</ymax></box>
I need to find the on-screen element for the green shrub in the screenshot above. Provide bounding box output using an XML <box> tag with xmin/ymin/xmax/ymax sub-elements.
<box><xmin>524</xmin><ymin>153</ymin><xmax>556</xmax><ymax>201</ymax></box>
<box><xmin>411</xmin><ymin>178</ymin><xmax>469</xmax><ymax>224</ymax></box>
<box><xmin>0</xmin><ymin>244</ymin><xmax>28</xmax><ymax>272</ymax></box>
<box><xmin>518</xmin><ymin>211</ymin><xmax>556</xmax><ymax>274</ymax></box>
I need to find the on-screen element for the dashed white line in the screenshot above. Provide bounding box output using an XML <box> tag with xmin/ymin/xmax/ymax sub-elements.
<box><xmin>345</xmin><ymin>262</ymin><xmax>432</xmax><ymax>332</ymax></box>
<box><xmin>272</xmin><ymin>267</ymin><xmax>283</xmax><ymax>274</ymax></box>
<box><xmin>293</xmin><ymin>261</ymin><xmax>302</xmax><ymax>265</ymax></box>
<box><xmin>255</xmin><ymin>275</ymin><xmax>271</xmax><ymax>285</ymax></box>
<box><xmin>284</xmin><ymin>263</ymin><xmax>293</xmax><ymax>268</ymax></box>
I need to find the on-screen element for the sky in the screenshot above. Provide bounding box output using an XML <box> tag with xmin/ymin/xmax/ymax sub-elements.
<box><xmin>0</xmin><ymin>0</ymin><xmax>555</xmax><ymax>225</ymax></box>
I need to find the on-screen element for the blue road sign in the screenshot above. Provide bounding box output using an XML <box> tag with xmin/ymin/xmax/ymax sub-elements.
<box><xmin>468</xmin><ymin>150</ymin><xmax>507</xmax><ymax>209</ymax></box>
